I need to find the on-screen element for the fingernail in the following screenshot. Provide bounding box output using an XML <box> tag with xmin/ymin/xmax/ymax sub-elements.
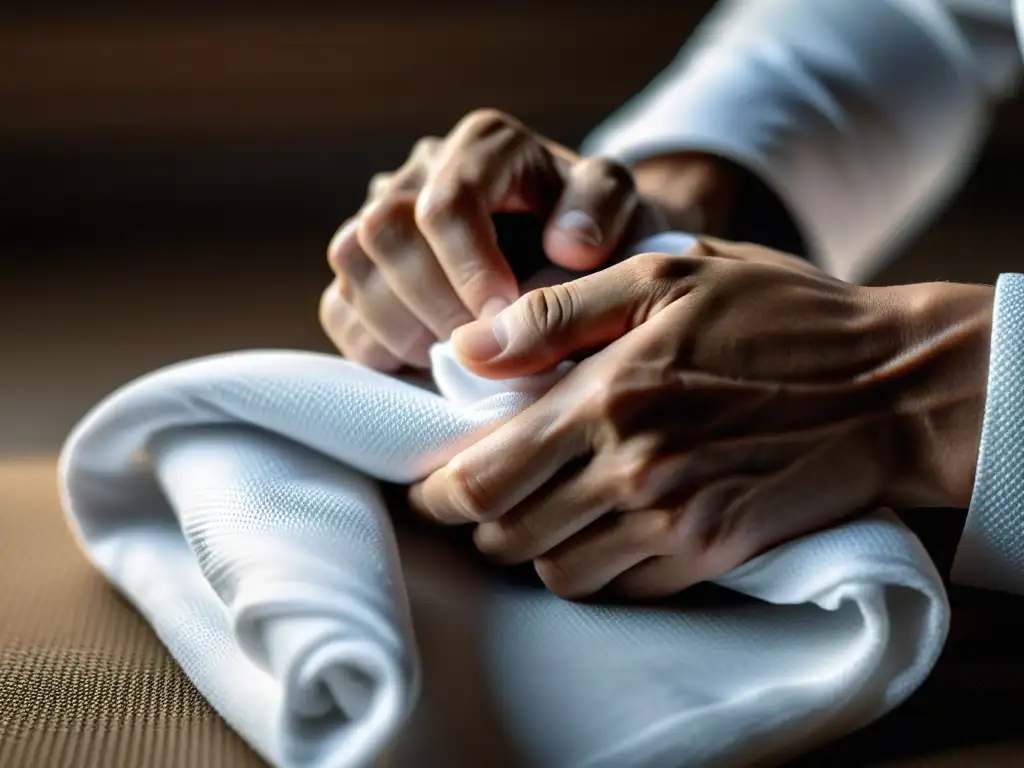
<box><xmin>452</xmin><ymin>312</ymin><xmax>510</xmax><ymax>362</ymax></box>
<box><xmin>555</xmin><ymin>210</ymin><xmax>603</xmax><ymax>246</ymax></box>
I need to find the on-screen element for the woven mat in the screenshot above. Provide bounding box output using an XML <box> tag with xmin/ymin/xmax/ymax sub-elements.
<box><xmin>0</xmin><ymin>459</ymin><xmax>265</xmax><ymax>768</ymax></box>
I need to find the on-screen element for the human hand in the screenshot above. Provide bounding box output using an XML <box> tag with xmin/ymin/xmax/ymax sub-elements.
<box><xmin>410</xmin><ymin>239</ymin><xmax>993</xmax><ymax>599</ymax></box>
<box><xmin>319</xmin><ymin>109</ymin><xmax>736</xmax><ymax>371</ymax></box>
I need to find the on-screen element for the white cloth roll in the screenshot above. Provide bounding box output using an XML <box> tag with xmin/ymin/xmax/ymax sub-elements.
<box><xmin>59</xmin><ymin>233</ymin><xmax>953</xmax><ymax>767</ymax></box>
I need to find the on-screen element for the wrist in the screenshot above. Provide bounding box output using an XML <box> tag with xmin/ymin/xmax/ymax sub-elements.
<box><xmin>879</xmin><ymin>281</ymin><xmax>994</xmax><ymax>509</ymax></box>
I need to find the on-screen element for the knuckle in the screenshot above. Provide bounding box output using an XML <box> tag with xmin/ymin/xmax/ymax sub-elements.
<box><xmin>367</xmin><ymin>171</ymin><xmax>393</xmax><ymax>199</ymax></box>
<box><xmin>534</xmin><ymin>557</ymin><xmax>585</xmax><ymax>600</ymax></box>
<box><xmin>629</xmin><ymin>250</ymin><xmax>679</xmax><ymax>280</ymax></box>
<box><xmin>621</xmin><ymin>251</ymin><xmax>703</xmax><ymax>309</ymax></box>
<box><xmin>457</xmin><ymin>108</ymin><xmax>517</xmax><ymax>137</ymax></box>
<box><xmin>358</xmin><ymin>195</ymin><xmax>418</xmax><ymax>255</ymax></box>
<box><xmin>411</xmin><ymin>135</ymin><xmax>442</xmax><ymax>162</ymax></box>
<box><xmin>328</xmin><ymin>231</ymin><xmax>375</xmax><ymax>287</ymax></box>
<box><xmin>414</xmin><ymin>180</ymin><xmax>474</xmax><ymax>231</ymax></box>
<box><xmin>611</xmin><ymin>456</ymin><xmax>658</xmax><ymax>510</ymax></box>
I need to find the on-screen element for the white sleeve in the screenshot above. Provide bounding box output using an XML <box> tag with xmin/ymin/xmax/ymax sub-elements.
<box><xmin>582</xmin><ymin>0</ymin><xmax>1021</xmax><ymax>282</ymax></box>
<box><xmin>952</xmin><ymin>274</ymin><xmax>1024</xmax><ymax>596</ymax></box>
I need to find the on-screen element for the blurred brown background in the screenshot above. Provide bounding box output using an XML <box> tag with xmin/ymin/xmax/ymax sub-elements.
<box><xmin>1</xmin><ymin>1</ymin><xmax>710</xmax><ymax>454</ymax></box>
<box><xmin>3</xmin><ymin>5</ymin><xmax>1024</xmax><ymax>766</ymax></box>
<box><xmin>4</xmin><ymin>1</ymin><xmax>1024</xmax><ymax>456</ymax></box>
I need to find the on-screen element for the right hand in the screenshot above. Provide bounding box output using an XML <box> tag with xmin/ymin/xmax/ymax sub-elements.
<box><xmin>320</xmin><ymin>109</ymin><xmax>679</xmax><ymax>371</ymax></box>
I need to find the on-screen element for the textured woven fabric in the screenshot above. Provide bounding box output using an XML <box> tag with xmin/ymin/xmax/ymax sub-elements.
<box><xmin>56</xmin><ymin>226</ymin><xmax>958</xmax><ymax>765</ymax></box>
<box><xmin>953</xmin><ymin>273</ymin><xmax>1024</xmax><ymax>593</ymax></box>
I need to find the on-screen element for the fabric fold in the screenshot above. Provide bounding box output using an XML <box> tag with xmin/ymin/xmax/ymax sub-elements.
<box><xmin>58</xmin><ymin>338</ymin><xmax>951</xmax><ymax>767</ymax></box>
<box><xmin>58</xmin><ymin>228</ymin><xmax>956</xmax><ymax>767</ymax></box>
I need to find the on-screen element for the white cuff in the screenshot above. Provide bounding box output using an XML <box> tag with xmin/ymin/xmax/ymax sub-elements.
<box><xmin>952</xmin><ymin>273</ymin><xmax>1024</xmax><ymax>595</ymax></box>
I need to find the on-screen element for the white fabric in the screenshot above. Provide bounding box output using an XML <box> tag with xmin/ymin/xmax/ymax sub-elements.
<box><xmin>60</xmin><ymin>232</ymin><xmax>953</xmax><ymax>767</ymax></box>
<box><xmin>582</xmin><ymin>0</ymin><xmax>1021</xmax><ymax>282</ymax></box>
<box><xmin>954</xmin><ymin>273</ymin><xmax>1024</xmax><ymax>593</ymax></box>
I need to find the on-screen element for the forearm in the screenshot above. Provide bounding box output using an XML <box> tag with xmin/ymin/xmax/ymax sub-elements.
<box><xmin>585</xmin><ymin>0</ymin><xmax>1020</xmax><ymax>281</ymax></box>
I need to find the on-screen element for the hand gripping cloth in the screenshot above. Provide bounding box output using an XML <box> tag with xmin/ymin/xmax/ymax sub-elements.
<box><xmin>59</xmin><ymin>234</ymin><xmax>952</xmax><ymax>767</ymax></box>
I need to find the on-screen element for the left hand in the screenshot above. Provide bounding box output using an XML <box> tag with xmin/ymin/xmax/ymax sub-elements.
<box><xmin>319</xmin><ymin>109</ymin><xmax>735</xmax><ymax>372</ymax></box>
<box><xmin>409</xmin><ymin>239</ymin><xmax>994</xmax><ymax>600</ymax></box>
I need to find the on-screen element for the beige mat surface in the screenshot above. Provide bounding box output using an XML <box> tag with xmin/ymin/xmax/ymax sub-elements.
<box><xmin>0</xmin><ymin>459</ymin><xmax>266</xmax><ymax>768</ymax></box>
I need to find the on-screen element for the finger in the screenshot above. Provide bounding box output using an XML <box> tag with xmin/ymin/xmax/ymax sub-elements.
<box><xmin>543</xmin><ymin>155</ymin><xmax>638</xmax><ymax>271</ymax></box>
<box><xmin>358</xmin><ymin>194</ymin><xmax>474</xmax><ymax>340</ymax></box>
<box><xmin>367</xmin><ymin>171</ymin><xmax>394</xmax><ymax>201</ymax></box>
<box><xmin>416</xmin><ymin>111</ymin><xmax>560</xmax><ymax>317</ymax></box>
<box><xmin>409</xmin><ymin>396</ymin><xmax>588</xmax><ymax>525</ymax></box>
<box><xmin>473</xmin><ymin>460</ymin><xmax>614</xmax><ymax>565</ymax></box>
<box><xmin>451</xmin><ymin>252</ymin><xmax>689</xmax><ymax>378</ymax></box>
<box><xmin>334</xmin><ymin>243</ymin><xmax>435</xmax><ymax>368</ymax></box>
<box><xmin>609</xmin><ymin>476</ymin><xmax>757</xmax><ymax>598</ymax></box>
<box><xmin>326</xmin><ymin>218</ymin><xmax>360</xmax><ymax>275</ymax></box>
<box><xmin>608</xmin><ymin>556</ymin><xmax>689</xmax><ymax>600</ymax></box>
<box><xmin>534</xmin><ymin>510</ymin><xmax>672</xmax><ymax>600</ymax></box>
<box><xmin>318</xmin><ymin>281</ymin><xmax>404</xmax><ymax>371</ymax></box>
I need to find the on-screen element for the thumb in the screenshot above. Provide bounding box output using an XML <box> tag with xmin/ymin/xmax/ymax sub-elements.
<box><xmin>451</xmin><ymin>256</ymin><xmax>664</xmax><ymax>379</ymax></box>
<box><xmin>542</xmin><ymin>156</ymin><xmax>639</xmax><ymax>272</ymax></box>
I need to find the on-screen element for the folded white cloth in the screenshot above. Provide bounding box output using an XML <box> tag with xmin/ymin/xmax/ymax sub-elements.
<box><xmin>60</xmin><ymin>235</ymin><xmax>953</xmax><ymax>767</ymax></box>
